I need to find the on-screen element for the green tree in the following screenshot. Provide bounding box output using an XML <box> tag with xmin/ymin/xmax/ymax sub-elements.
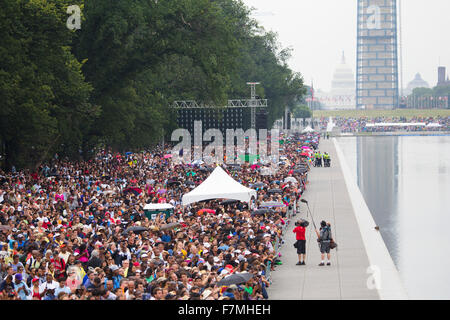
<box><xmin>292</xmin><ymin>104</ymin><xmax>312</xmax><ymax>125</ymax></box>
<box><xmin>1</xmin><ymin>0</ymin><xmax>308</xmax><ymax>170</ymax></box>
<box><xmin>74</xmin><ymin>0</ymin><xmax>241</xmax><ymax>151</ymax></box>
<box><xmin>0</xmin><ymin>0</ymin><xmax>94</xmax><ymax>170</ymax></box>
<box><xmin>411</xmin><ymin>87</ymin><xmax>433</xmax><ymax>97</ymax></box>
<box><xmin>433</xmin><ymin>85</ymin><xmax>450</xmax><ymax>97</ymax></box>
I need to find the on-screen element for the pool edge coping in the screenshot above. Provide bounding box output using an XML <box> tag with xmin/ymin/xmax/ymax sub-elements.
<box><xmin>333</xmin><ymin>137</ymin><xmax>409</xmax><ymax>300</ymax></box>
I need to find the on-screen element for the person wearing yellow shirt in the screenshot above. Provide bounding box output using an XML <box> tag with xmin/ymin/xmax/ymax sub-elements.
<box><xmin>122</xmin><ymin>260</ymin><xmax>130</xmax><ymax>278</ymax></box>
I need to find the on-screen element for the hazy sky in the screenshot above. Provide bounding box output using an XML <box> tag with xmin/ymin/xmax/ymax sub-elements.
<box><xmin>242</xmin><ymin>0</ymin><xmax>450</xmax><ymax>93</ymax></box>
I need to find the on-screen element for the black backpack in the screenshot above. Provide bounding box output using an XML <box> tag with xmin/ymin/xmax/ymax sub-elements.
<box><xmin>321</xmin><ymin>227</ymin><xmax>331</xmax><ymax>241</ymax></box>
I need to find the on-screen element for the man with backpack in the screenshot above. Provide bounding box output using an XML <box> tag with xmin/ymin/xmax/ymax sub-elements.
<box><xmin>315</xmin><ymin>221</ymin><xmax>332</xmax><ymax>266</ymax></box>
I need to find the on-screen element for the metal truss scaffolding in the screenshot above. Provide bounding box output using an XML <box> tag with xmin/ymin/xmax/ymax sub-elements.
<box><xmin>172</xmin><ymin>83</ymin><xmax>268</xmax><ymax>135</ymax></box>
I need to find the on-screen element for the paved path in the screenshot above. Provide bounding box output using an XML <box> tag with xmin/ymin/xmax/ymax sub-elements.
<box><xmin>267</xmin><ymin>138</ymin><xmax>379</xmax><ymax>300</ymax></box>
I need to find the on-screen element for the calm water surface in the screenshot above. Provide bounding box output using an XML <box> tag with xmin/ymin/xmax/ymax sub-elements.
<box><xmin>336</xmin><ymin>135</ymin><xmax>450</xmax><ymax>300</ymax></box>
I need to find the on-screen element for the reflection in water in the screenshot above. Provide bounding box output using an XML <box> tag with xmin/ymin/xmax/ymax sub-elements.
<box><xmin>357</xmin><ymin>137</ymin><xmax>400</xmax><ymax>266</ymax></box>
<box><xmin>337</xmin><ymin>136</ymin><xmax>450</xmax><ymax>300</ymax></box>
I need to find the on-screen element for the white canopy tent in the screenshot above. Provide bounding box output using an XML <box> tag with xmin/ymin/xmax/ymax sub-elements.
<box><xmin>182</xmin><ymin>166</ymin><xmax>257</xmax><ymax>206</ymax></box>
<box><xmin>302</xmin><ymin>126</ymin><xmax>315</xmax><ymax>133</ymax></box>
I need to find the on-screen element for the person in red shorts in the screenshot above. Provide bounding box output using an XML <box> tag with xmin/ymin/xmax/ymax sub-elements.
<box><xmin>293</xmin><ymin>219</ymin><xmax>308</xmax><ymax>265</ymax></box>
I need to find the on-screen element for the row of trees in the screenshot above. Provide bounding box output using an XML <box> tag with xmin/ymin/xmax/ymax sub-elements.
<box><xmin>410</xmin><ymin>85</ymin><xmax>450</xmax><ymax>98</ymax></box>
<box><xmin>0</xmin><ymin>0</ymin><xmax>305</xmax><ymax>171</ymax></box>
<box><xmin>404</xmin><ymin>85</ymin><xmax>450</xmax><ymax>108</ymax></box>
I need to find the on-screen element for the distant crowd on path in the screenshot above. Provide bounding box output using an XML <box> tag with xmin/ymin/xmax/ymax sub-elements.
<box><xmin>0</xmin><ymin>133</ymin><xmax>320</xmax><ymax>300</ymax></box>
<box><xmin>333</xmin><ymin>116</ymin><xmax>450</xmax><ymax>133</ymax></box>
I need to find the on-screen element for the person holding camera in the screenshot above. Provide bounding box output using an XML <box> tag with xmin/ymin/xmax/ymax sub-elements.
<box><xmin>293</xmin><ymin>219</ymin><xmax>308</xmax><ymax>265</ymax></box>
<box><xmin>315</xmin><ymin>221</ymin><xmax>332</xmax><ymax>266</ymax></box>
<box><xmin>39</xmin><ymin>273</ymin><xmax>58</xmax><ymax>300</ymax></box>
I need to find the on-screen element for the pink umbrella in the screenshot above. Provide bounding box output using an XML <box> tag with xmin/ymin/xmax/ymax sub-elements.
<box><xmin>164</xmin><ymin>154</ymin><xmax>173</xmax><ymax>159</ymax></box>
<box><xmin>197</xmin><ymin>209</ymin><xmax>216</xmax><ymax>215</ymax></box>
<box><xmin>301</xmin><ymin>146</ymin><xmax>310</xmax><ymax>150</ymax></box>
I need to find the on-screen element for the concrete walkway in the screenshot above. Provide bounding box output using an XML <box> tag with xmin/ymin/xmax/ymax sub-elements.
<box><xmin>267</xmin><ymin>138</ymin><xmax>379</xmax><ymax>300</ymax></box>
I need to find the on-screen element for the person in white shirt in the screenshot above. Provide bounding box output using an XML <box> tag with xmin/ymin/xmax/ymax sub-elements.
<box><xmin>55</xmin><ymin>277</ymin><xmax>71</xmax><ymax>297</ymax></box>
<box><xmin>39</xmin><ymin>273</ymin><xmax>58</xmax><ymax>297</ymax></box>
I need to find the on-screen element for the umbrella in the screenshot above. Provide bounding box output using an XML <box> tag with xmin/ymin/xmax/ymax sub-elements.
<box><xmin>125</xmin><ymin>152</ymin><xmax>133</xmax><ymax>156</ymax></box>
<box><xmin>122</xmin><ymin>226</ymin><xmax>149</xmax><ymax>235</ymax></box>
<box><xmin>185</xmin><ymin>181</ymin><xmax>195</xmax><ymax>186</ymax></box>
<box><xmin>251</xmin><ymin>208</ymin><xmax>273</xmax><ymax>215</ymax></box>
<box><xmin>284</xmin><ymin>177</ymin><xmax>298</xmax><ymax>184</ymax></box>
<box><xmin>167</xmin><ymin>180</ymin><xmax>181</xmax><ymax>186</ymax></box>
<box><xmin>192</xmin><ymin>159</ymin><xmax>204</xmax><ymax>165</ymax></box>
<box><xmin>260</xmin><ymin>201</ymin><xmax>285</xmax><ymax>208</ymax></box>
<box><xmin>123</xmin><ymin>187</ymin><xmax>142</xmax><ymax>196</ymax></box>
<box><xmin>300</xmin><ymin>152</ymin><xmax>310</xmax><ymax>157</ymax></box>
<box><xmin>268</xmin><ymin>188</ymin><xmax>283</xmax><ymax>194</ymax></box>
<box><xmin>217</xmin><ymin>272</ymin><xmax>253</xmax><ymax>286</ymax></box>
<box><xmin>164</xmin><ymin>154</ymin><xmax>173</xmax><ymax>159</ymax></box>
<box><xmin>160</xmin><ymin>222</ymin><xmax>181</xmax><ymax>231</ymax></box>
<box><xmin>220</xmin><ymin>199</ymin><xmax>240</xmax><ymax>205</ymax></box>
<box><xmin>251</xmin><ymin>182</ymin><xmax>265</xmax><ymax>188</ymax></box>
<box><xmin>294</xmin><ymin>169</ymin><xmax>308</xmax><ymax>174</ymax></box>
<box><xmin>186</xmin><ymin>171</ymin><xmax>196</xmax><ymax>177</ymax></box>
<box><xmin>158</xmin><ymin>189</ymin><xmax>167</xmax><ymax>194</ymax></box>
<box><xmin>301</xmin><ymin>146</ymin><xmax>311</xmax><ymax>150</ymax></box>
<box><xmin>197</xmin><ymin>209</ymin><xmax>216</xmax><ymax>215</ymax></box>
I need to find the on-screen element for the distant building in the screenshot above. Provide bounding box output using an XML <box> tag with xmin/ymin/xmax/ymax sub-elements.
<box><xmin>437</xmin><ymin>66</ymin><xmax>450</xmax><ymax>87</ymax></box>
<box><xmin>316</xmin><ymin>52</ymin><xmax>356</xmax><ymax>110</ymax></box>
<box><xmin>404</xmin><ymin>73</ymin><xmax>429</xmax><ymax>95</ymax></box>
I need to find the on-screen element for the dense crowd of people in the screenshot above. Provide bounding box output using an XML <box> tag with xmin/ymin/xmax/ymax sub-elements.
<box><xmin>0</xmin><ymin>133</ymin><xmax>319</xmax><ymax>300</ymax></box>
<box><xmin>333</xmin><ymin>116</ymin><xmax>450</xmax><ymax>133</ymax></box>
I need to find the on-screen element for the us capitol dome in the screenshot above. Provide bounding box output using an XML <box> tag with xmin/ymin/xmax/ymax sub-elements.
<box><xmin>316</xmin><ymin>52</ymin><xmax>356</xmax><ymax>110</ymax></box>
<box><xmin>404</xmin><ymin>73</ymin><xmax>429</xmax><ymax>95</ymax></box>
